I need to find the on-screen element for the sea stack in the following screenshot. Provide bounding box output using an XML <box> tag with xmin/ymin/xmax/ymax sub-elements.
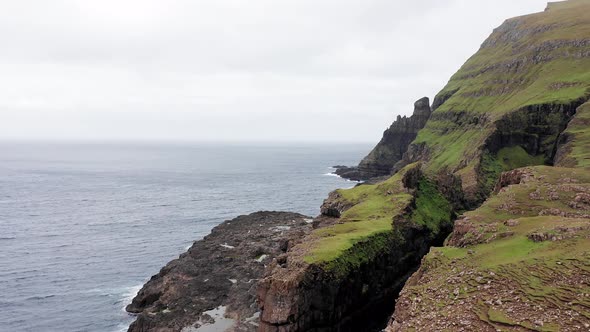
<box><xmin>334</xmin><ymin>97</ymin><xmax>431</xmax><ymax>181</ymax></box>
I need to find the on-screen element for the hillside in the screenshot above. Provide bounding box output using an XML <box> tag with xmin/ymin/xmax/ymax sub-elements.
<box><xmin>388</xmin><ymin>166</ymin><xmax>590</xmax><ymax>331</ymax></box>
<box><xmin>127</xmin><ymin>1</ymin><xmax>590</xmax><ymax>331</ymax></box>
<box><xmin>400</xmin><ymin>0</ymin><xmax>590</xmax><ymax>206</ymax></box>
<box><xmin>387</xmin><ymin>1</ymin><xmax>590</xmax><ymax>330</ymax></box>
<box><xmin>259</xmin><ymin>1</ymin><xmax>590</xmax><ymax>331</ymax></box>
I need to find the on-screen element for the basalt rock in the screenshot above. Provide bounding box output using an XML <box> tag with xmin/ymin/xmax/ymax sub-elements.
<box><xmin>334</xmin><ymin>97</ymin><xmax>432</xmax><ymax>181</ymax></box>
<box><xmin>126</xmin><ymin>212</ymin><xmax>313</xmax><ymax>332</ymax></box>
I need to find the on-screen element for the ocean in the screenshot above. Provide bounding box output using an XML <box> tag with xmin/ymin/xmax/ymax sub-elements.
<box><xmin>0</xmin><ymin>142</ymin><xmax>369</xmax><ymax>332</ymax></box>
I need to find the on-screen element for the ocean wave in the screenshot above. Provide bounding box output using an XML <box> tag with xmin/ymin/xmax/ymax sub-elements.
<box><xmin>120</xmin><ymin>284</ymin><xmax>143</xmax><ymax>310</ymax></box>
<box><xmin>114</xmin><ymin>323</ymin><xmax>132</xmax><ymax>332</ymax></box>
<box><xmin>114</xmin><ymin>284</ymin><xmax>144</xmax><ymax>332</ymax></box>
<box><xmin>323</xmin><ymin>172</ymin><xmax>340</xmax><ymax>177</ymax></box>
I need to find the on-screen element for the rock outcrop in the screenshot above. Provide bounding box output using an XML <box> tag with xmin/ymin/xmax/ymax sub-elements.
<box><xmin>334</xmin><ymin>97</ymin><xmax>431</xmax><ymax>181</ymax></box>
<box><xmin>126</xmin><ymin>212</ymin><xmax>313</xmax><ymax>332</ymax></box>
<box><xmin>257</xmin><ymin>164</ymin><xmax>454</xmax><ymax>332</ymax></box>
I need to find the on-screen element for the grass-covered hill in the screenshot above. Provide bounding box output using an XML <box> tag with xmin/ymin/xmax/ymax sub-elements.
<box><xmin>258</xmin><ymin>1</ymin><xmax>590</xmax><ymax>331</ymax></box>
<box><xmin>387</xmin><ymin>1</ymin><xmax>590</xmax><ymax>330</ymax></box>
<box><xmin>406</xmin><ymin>0</ymin><xmax>590</xmax><ymax>205</ymax></box>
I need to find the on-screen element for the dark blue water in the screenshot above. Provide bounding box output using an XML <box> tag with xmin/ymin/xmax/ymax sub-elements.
<box><xmin>0</xmin><ymin>142</ymin><xmax>368</xmax><ymax>332</ymax></box>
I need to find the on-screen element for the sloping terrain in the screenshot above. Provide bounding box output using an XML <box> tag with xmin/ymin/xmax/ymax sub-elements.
<box><xmin>260</xmin><ymin>1</ymin><xmax>590</xmax><ymax>331</ymax></box>
<box><xmin>129</xmin><ymin>1</ymin><xmax>590</xmax><ymax>331</ymax></box>
<box><xmin>399</xmin><ymin>0</ymin><xmax>590</xmax><ymax>206</ymax></box>
<box><xmin>388</xmin><ymin>166</ymin><xmax>590</xmax><ymax>331</ymax></box>
<box><xmin>556</xmin><ymin>101</ymin><xmax>590</xmax><ymax>168</ymax></box>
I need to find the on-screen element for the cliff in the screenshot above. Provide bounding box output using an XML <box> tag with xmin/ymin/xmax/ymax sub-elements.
<box><xmin>334</xmin><ymin>97</ymin><xmax>432</xmax><ymax>181</ymax></box>
<box><xmin>128</xmin><ymin>1</ymin><xmax>590</xmax><ymax>331</ymax></box>
<box><xmin>387</xmin><ymin>0</ymin><xmax>590</xmax><ymax>329</ymax></box>
<box><xmin>260</xmin><ymin>1</ymin><xmax>590</xmax><ymax>330</ymax></box>
<box><xmin>257</xmin><ymin>163</ymin><xmax>454</xmax><ymax>331</ymax></box>
<box><xmin>397</xmin><ymin>0</ymin><xmax>590</xmax><ymax>207</ymax></box>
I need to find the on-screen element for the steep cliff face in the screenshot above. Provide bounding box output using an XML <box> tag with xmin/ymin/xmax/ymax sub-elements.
<box><xmin>128</xmin><ymin>2</ymin><xmax>590</xmax><ymax>331</ymax></box>
<box><xmin>334</xmin><ymin>98</ymin><xmax>431</xmax><ymax>181</ymax></box>
<box><xmin>262</xmin><ymin>2</ymin><xmax>590</xmax><ymax>331</ymax></box>
<box><xmin>555</xmin><ymin>101</ymin><xmax>590</xmax><ymax>168</ymax></box>
<box><xmin>387</xmin><ymin>1</ymin><xmax>590</xmax><ymax>329</ymax></box>
<box><xmin>396</xmin><ymin>0</ymin><xmax>590</xmax><ymax>207</ymax></box>
<box><xmin>257</xmin><ymin>164</ymin><xmax>454</xmax><ymax>331</ymax></box>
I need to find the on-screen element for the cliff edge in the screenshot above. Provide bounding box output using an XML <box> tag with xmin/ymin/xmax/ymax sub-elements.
<box><xmin>334</xmin><ymin>97</ymin><xmax>432</xmax><ymax>181</ymax></box>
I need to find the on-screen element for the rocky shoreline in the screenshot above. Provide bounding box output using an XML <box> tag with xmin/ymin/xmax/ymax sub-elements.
<box><xmin>126</xmin><ymin>212</ymin><xmax>313</xmax><ymax>332</ymax></box>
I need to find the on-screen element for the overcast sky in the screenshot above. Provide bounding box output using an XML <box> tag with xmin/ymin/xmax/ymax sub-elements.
<box><xmin>1</xmin><ymin>0</ymin><xmax>553</xmax><ymax>143</ymax></box>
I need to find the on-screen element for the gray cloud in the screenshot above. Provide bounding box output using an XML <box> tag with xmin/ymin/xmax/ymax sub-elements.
<box><xmin>0</xmin><ymin>0</ymin><xmax>550</xmax><ymax>142</ymax></box>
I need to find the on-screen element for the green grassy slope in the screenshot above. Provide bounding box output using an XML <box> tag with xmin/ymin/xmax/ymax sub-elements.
<box><xmin>413</xmin><ymin>0</ymin><xmax>590</xmax><ymax>200</ymax></box>
<box><xmin>557</xmin><ymin>101</ymin><xmax>590</xmax><ymax>168</ymax></box>
<box><xmin>301</xmin><ymin>164</ymin><xmax>452</xmax><ymax>276</ymax></box>
<box><xmin>389</xmin><ymin>166</ymin><xmax>590</xmax><ymax>331</ymax></box>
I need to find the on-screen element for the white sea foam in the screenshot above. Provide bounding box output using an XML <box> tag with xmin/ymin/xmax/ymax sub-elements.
<box><xmin>112</xmin><ymin>284</ymin><xmax>144</xmax><ymax>332</ymax></box>
<box><xmin>121</xmin><ymin>284</ymin><xmax>143</xmax><ymax>310</ymax></box>
<box><xmin>323</xmin><ymin>172</ymin><xmax>340</xmax><ymax>177</ymax></box>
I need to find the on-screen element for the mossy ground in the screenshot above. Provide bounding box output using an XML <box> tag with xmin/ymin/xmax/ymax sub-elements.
<box><xmin>303</xmin><ymin>165</ymin><xmax>414</xmax><ymax>273</ymax></box>
<box><xmin>303</xmin><ymin>164</ymin><xmax>452</xmax><ymax>277</ymax></box>
<box><xmin>391</xmin><ymin>166</ymin><xmax>590</xmax><ymax>331</ymax></box>
<box><xmin>410</xmin><ymin>179</ymin><xmax>453</xmax><ymax>235</ymax></box>
<box><xmin>558</xmin><ymin>101</ymin><xmax>590</xmax><ymax>168</ymax></box>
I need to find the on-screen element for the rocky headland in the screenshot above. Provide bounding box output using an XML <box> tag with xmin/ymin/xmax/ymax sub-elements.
<box><xmin>333</xmin><ymin>97</ymin><xmax>432</xmax><ymax>182</ymax></box>
<box><xmin>126</xmin><ymin>212</ymin><xmax>313</xmax><ymax>332</ymax></box>
<box><xmin>128</xmin><ymin>1</ymin><xmax>590</xmax><ymax>331</ymax></box>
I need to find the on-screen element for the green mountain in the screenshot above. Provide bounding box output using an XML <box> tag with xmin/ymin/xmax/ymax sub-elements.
<box><xmin>258</xmin><ymin>1</ymin><xmax>590</xmax><ymax>331</ymax></box>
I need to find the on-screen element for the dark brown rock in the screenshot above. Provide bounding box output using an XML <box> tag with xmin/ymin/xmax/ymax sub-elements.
<box><xmin>335</xmin><ymin>97</ymin><xmax>432</xmax><ymax>181</ymax></box>
<box><xmin>126</xmin><ymin>211</ymin><xmax>312</xmax><ymax>332</ymax></box>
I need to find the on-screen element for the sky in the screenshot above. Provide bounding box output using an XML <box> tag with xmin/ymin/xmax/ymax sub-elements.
<box><xmin>0</xmin><ymin>0</ymin><xmax>554</xmax><ymax>143</ymax></box>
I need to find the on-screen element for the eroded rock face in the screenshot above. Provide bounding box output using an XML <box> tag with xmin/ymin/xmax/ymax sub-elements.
<box><xmin>126</xmin><ymin>212</ymin><xmax>312</xmax><ymax>332</ymax></box>
<box><xmin>257</xmin><ymin>167</ymin><xmax>454</xmax><ymax>332</ymax></box>
<box><xmin>334</xmin><ymin>97</ymin><xmax>432</xmax><ymax>181</ymax></box>
<box><xmin>256</xmin><ymin>221</ymin><xmax>444</xmax><ymax>332</ymax></box>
